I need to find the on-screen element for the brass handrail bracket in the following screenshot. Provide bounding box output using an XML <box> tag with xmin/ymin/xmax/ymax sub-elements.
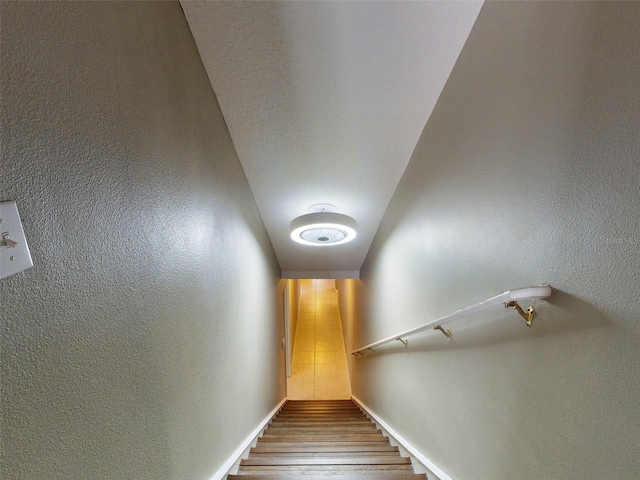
<box><xmin>434</xmin><ymin>325</ymin><xmax>452</xmax><ymax>338</ymax></box>
<box><xmin>350</xmin><ymin>286</ymin><xmax>551</xmax><ymax>355</ymax></box>
<box><xmin>395</xmin><ymin>338</ymin><xmax>409</xmax><ymax>348</ymax></box>
<box><xmin>505</xmin><ymin>301</ymin><xmax>535</xmax><ymax>326</ymax></box>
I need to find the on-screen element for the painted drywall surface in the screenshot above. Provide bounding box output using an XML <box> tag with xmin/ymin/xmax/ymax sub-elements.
<box><xmin>283</xmin><ymin>278</ymin><xmax>300</xmax><ymax>380</ymax></box>
<box><xmin>353</xmin><ymin>3</ymin><xmax>640</xmax><ymax>480</ymax></box>
<box><xmin>0</xmin><ymin>2</ymin><xmax>284</xmax><ymax>479</ymax></box>
<box><xmin>287</xmin><ymin>279</ymin><xmax>301</xmax><ymax>358</ymax></box>
<box><xmin>181</xmin><ymin>1</ymin><xmax>483</xmax><ymax>277</ymax></box>
<box><xmin>336</xmin><ymin>278</ymin><xmax>360</xmax><ymax>384</ymax></box>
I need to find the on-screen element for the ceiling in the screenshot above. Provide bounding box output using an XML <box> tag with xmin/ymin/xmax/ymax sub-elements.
<box><xmin>180</xmin><ymin>0</ymin><xmax>483</xmax><ymax>278</ymax></box>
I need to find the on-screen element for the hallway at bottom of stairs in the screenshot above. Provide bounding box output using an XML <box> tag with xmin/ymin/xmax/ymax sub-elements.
<box><xmin>228</xmin><ymin>399</ymin><xmax>427</xmax><ymax>479</ymax></box>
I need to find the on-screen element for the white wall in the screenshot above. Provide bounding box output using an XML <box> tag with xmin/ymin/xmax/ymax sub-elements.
<box><xmin>336</xmin><ymin>279</ymin><xmax>360</xmax><ymax>393</ymax></box>
<box><xmin>0</xmin><ymin>2</ymin><xmax>284</xmax><ymax>479</ymax></box>
<box><xmin>349</xmin><ymin>3</ymin><xmax>640</xmax><ymax>479</ymax></box>
<box><xmin>287</xmin><ymin>279</ymin><xmax>301</xmax><ymax>355</ymax></box>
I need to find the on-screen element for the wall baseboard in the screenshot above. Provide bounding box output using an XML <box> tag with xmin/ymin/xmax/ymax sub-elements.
<box><xmin>351</xmin><ymin>395</ymin><xmax>453</xmax><ymax>480</ymax></box>
<box><xmin>208</xmin><ymin>397</ymin><xmax>287</xmax><ymax>480</ymax></box>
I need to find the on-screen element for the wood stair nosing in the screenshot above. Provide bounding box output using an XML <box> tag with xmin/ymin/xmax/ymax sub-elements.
<box><xmin>275</xmin><ymin>414</ymin><xmax>364</xmax><ymax>419</ymax></box>
<box><xmin>275</xmin><ymin>413</ymin><xmax>363</xmax><ymax>417</ymax></box>
<box><xmin>279</xmin><ymin>405</ymin><xmax>357</xmax><ymax>407</ymax></box>
<box><xmin>259</xmin><ymin>435</ymin><xmax>388</xmax><ymax>443</ymax></box>
<box><xmin>237</xmin><ymin>465</ymin><xmax>415</xmax><ymax>473</ymax></box>
<box><xmin>248</xmin><ymin>452</ymin><xmax>402</xmax><ymax>459</ymax></box>
<box><xmin>283</xmin><ymin>400</ymin><xmax>356</xmax><ymax>404</ymax></box>
<box><xmin>263</xmin><ymin>427</ymin><xmax>378</xmax><ymax>434</ymax></box>
<box><xmin>278</xmin><ymin>411</ymin><xmax>362</xmax><ymax>415</ymax></box>
<box><xmin>236</xmin><ymin>400</ymin><xmax>422</xmax><ymax>479</ymax></box>
<box><xmin>251</xmin><ymin>445</ymin><xmax>400</xmax><ymax>453</ymax></box>
<box><xmin>263</xmin><ymin>430</ymin><xmax>380</xmax><ymax>436</ymax></box>
<box><xmin>229</xmin><ymin>475</ymin><xmax>427</xmax><ymax>480</ymax></box>
<box><xmin>276</xmin><ymin>414</ymin><xmax>364</xmax><ymax>418</ymax></box>
<box><xmin>269</xmin><ymin>420</ymin><xmax>375</xmax><ymax>428</ymax></box>
<box><xmin>241</xmin><ymin>457</ymin><xmax>412</xmax><ymax>466</ymax></box>
<box><xmin>255</xmin><ymin>440</ymin><xmax>394</xmax><ymax>448</ymax></box>
<box><xmin>280</xmin><ymin>406</ymin><xmax>360</xmax><ymax>411</ymax></box>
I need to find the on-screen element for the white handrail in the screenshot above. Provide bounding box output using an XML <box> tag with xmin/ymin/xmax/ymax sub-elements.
<box><xmin>351</xmin><ymin>286</ymin><xmax>553</xmax><ymax>355</ymax></box>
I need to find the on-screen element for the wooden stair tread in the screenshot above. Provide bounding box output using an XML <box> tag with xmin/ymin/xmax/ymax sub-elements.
<box><xmin>251</xmin><ymin>445</ymin><xmax>399</xmax><ymax>453</ymax></box>
<box><xmin>242</xmin><ymin>457</ymin><xmax>411</xmax><ymax>466</ymax></box>
<box><xmin>260</xmin><ymin>436</ymin><xmax>387</xmax><ymax>442</ymax></box>
<box><xmin>230</xmin><ymin>475</ymin><xmax>426</xmax><ymax>479</ymax></box>
<box><xmin>256</xmin><ymin>441</ymin><xmax>393</xmax><ymax>447</ymax></box>
<box><xmin>269</xmin><ymin>415</ymin><xmax>371</xmax><ymax>426</ymax></box>
<box><xmin>238</xmin><ymin>465</ymin><xmax>415</xmax><ymax>472</ymax></box>
<box><xmin>280</xmin><ymin>410</ymin><xmax>361</xmax><ymax>413</ymax></box>
<box><xmin>249</xmin><ymin>452</ymin><xmax>401</xmax><ymax>458</ymax></box>
<box><xmin>236</xmin><ymin>400</ymin><xmax>422</xmax><ymax>478</ymax></box>
<box><xmin>283</xmin><ymin>401</ymin><xmax>356</xmax><ymax>405</ymax></box>
<box><xmin>266</xmin><ymin>424</ymin><xmax>375</xmax><ymax>429</ymax></box>
<box><xmin>264</xmin><ymin>427</ymin><xmax>377</xmax><ymax>433</ymax></box>
<box><xmin>262</xmin><ymin>431</ymin><xmax>385</xmax><ymax>437</ymax></box>
<box><xmin>282</xmin><ymin>406</ymin><xmax>357</xmax><ymax>409</ymax></box>
<box><xmin>271</xmin><ymin>418</ymin><xmax>371</xmax><ymax>422</ymax></box>
<box><xmin>274</xmin><ymin>416</ymin><xmax>365</xmax><ymax>420</ymax></box>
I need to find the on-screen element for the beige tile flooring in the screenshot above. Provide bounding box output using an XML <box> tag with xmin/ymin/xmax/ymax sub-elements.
<box><xmin>287</xmin><ymin>279</ymin><xmax>351</xmax><ymax>400</ymax></box>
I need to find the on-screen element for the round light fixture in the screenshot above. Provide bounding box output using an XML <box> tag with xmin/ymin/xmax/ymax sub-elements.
<box><xmin>290</xmin><ymin>212</ymin><xmax>357</xmax><ymax>246</ymax></box>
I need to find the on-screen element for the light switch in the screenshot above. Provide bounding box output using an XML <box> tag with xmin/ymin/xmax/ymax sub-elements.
<box><xmin>0</xmin><ymin>201</ymin><xmax>34</xmax><ymax>280</ymax></box>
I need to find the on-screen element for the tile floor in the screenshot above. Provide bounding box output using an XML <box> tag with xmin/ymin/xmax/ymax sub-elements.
<box><xmin>287</xmin><ymin>279</ymin><xmax>351</xmax><ymax>400</ymax></box>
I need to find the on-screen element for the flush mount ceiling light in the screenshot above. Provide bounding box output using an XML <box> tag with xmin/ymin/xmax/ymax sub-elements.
<box><xmin>290</xmin><ymin>211</ymin><xmax>357</xmax><ymax>246</ymax></box>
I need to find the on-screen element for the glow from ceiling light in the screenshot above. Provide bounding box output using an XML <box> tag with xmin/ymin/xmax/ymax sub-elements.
<box><xmin>290</xmin><ymin>212</ymin><xmax>357</xmax><ymax>246</ymax></box>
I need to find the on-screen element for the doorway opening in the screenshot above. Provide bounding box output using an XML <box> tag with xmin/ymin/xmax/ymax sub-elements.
<box><xmin>286</xmin><ymin>279</ymin><xmax>351</xmax><ymax>400</ymax></box>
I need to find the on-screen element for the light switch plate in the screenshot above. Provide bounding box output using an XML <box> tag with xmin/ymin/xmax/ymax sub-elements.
<box><xmin>0</xmin><ymin>201</ymin><xmax>34</xmax><ymax>280</ymax></box>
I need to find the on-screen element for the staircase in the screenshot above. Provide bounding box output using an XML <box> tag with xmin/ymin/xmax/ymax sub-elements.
<box><xmin>229</xmin><ymin>399</ymin><xmax>427</xmax><ymax>479</ymax></box>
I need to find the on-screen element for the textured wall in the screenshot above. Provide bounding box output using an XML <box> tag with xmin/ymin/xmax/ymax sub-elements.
<box><xmin>0</xmin><ymin>2</ymin><xmax>284</xmax><ymax>479</ymax></box>
<box><xmin>351</xmin><ymin>3</ymin><xmax>640</xmax><ymax>479</ymax></box>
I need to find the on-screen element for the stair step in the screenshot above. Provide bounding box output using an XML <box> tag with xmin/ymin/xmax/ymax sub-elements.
<box><xmin>281</xmin><ymin>404</ymin><xmax>359</xmax><ymax>409</ymax></box>
<box><xmin>237</xmin><ymin>465</ymin><xmax>415</xmax><ymax>473</ymax></box>
<box><xmin>279</xmin><ymin>409</ymin><xmax>362</xmax><ymax>415</ymax></box>
<box><xmin>273</xmin><ymin>416</ymin><xmax>369</xmax><ymax>420</ymax></box>
<box><xmin>273</xmin><ymin>414</ymin><xmax>367</xmax><ymax>419</ymax></box>
<box><xmin>242</xmin><ymin>457</ymin><xmax>411</xmax><ymax>466</ymax></box>
<box><xmin>269</xmin><ymin>418</ymin><xmax>375</xmax><ymax>428</ymax></box>
<box><xmin>262</xmin><ymin>429</ymin><xmax>384</xmax><ymax>436</ymax></box>
<box><xmin>237</xmin><ymin>400</ymin><xmax>423</xmax><ymax>478</ymax></box>
<box><xmin>256</xmin><ymin>440</ymin><xmax>393</xmax><ymax>448</ymax></box>
<box><xmin>283</xmin><ymin>403</ymin><xmax>356</xmax><ymax>407</ymax></box>
<box><xmin>274</xmin><ymin>416</ymin><xmax>365</xmax><ymax>421</ymax></box>
<box><xmin>265</xmin><ymin>425</ymin><xmax>380</xmax><ymax>435</ymax></box>
<box><xmin>274</xmin><ymin>417</ymin><xmax>365</xmax><ymax>423</ymax></box>
<box><xmin>229</xmin><ymin>475</ymin><xmax>427</xmax><ymax>479</ymax></box>
<box><xmin>249</xmin><ymin>452</ymin><xmax>401</xmax><ymax>458</ymax></box>
<box><xmin>262</xmin><ymin>434</ymin><xmax>380</xmax><ymax>440</ymax></box>
<box><xmin>284</xmin><ymin>400</ymin><xmax>355</xmax><ymax>404</ymax></box>
<box><xmin>279</xmin><ymin>410</ymin><xmax>362</xmax><ymax>415</ymax></box>
<box><xmin>282</xmin><ymin>403</ymin><xmax>360</xmax><ymax>412</ymax></box>
<box><xmin>251</xmin><ymin>445</ymin><xmax>399</xmax><ymax>454</ymax></box>
<box><xmin>277</xmin><ymin>414</ymin><xmax>363</xmax><ymax>418</ymax></box>
<box><xmin>260</xmin><ymin>435</ymin><xmax>387</xmax><ymax>443</ymax></box>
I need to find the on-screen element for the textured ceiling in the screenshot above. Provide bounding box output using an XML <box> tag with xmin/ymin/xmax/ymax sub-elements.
<box><xmin>181</xmin><ymin>1</ymin><xmax>483</xmax><ymax>278</ymax></box>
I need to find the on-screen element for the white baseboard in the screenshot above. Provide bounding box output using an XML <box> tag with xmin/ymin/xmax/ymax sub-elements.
<box><xmin>209</xmin><ymin>397</ymin><xmax>287</xmax><ymax>480</ymax></box>
<box><xmin>351</xmin><ymin>395</ymin><xmax>453</xmax><ymax>480</ymax></box>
